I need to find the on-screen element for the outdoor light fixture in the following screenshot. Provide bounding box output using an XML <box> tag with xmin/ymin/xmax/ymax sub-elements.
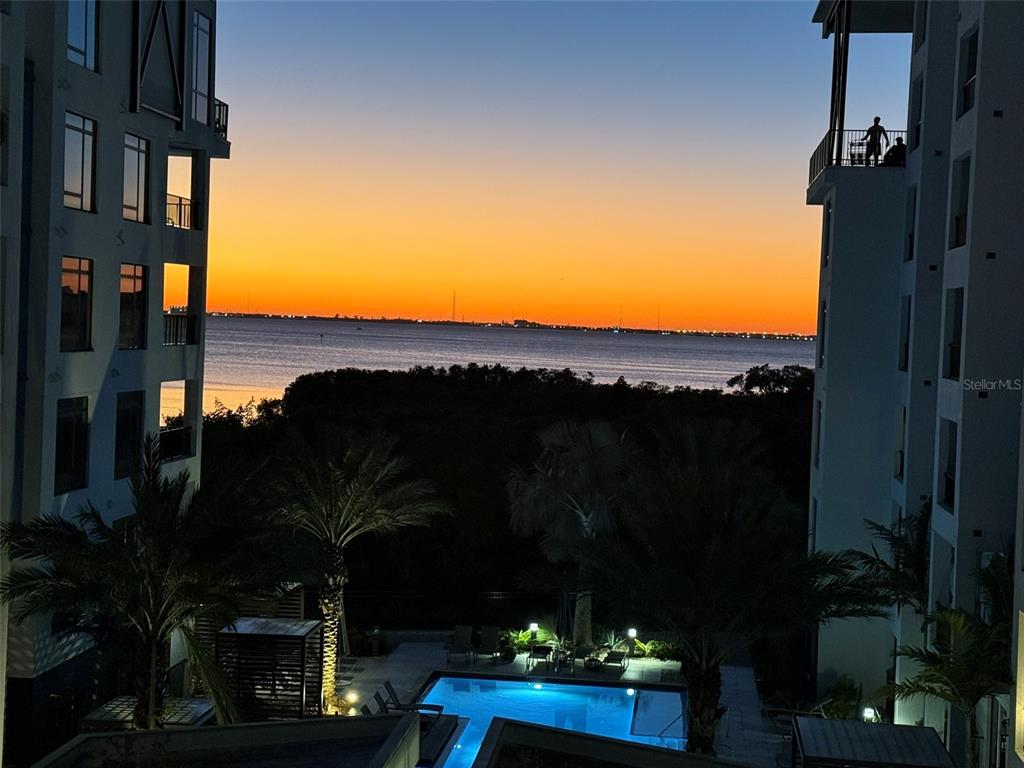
<box><xmin>626</xmin><ymin>688</ymin><xmax>636</xmax><ymax>696</ymax></box>
<box><xmin>627</xmin><ymin>628</ymin><xmax>638</xmax><ymax>639</ymax></box>
<box><xmin>862</xmin><ymin>706</ymin><xmax>878</xmax><ymax>722</ymax></box>
<box><xmin>344</xmin><ymin>691</ymin><xmax>359</xmax><ymax>704</ymax></box>
<box><xmin>347</xmin><ymin>707</ymin><xmax>358</xmax><ymax>717</ymax></box>
<box><xmin>529</xmin><ymin>622</ymin><xmax>539</xmax><ymax>641</ymax></box>
<box><xmin>533</xmin><ymin>683</ymin><xmax>543</xmax><ymax>690</ymax></box>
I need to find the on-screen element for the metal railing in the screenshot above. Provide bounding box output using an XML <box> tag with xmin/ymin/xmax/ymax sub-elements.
<box><xmin>159</xmin><ymin>426</ymin><xmax>193</xmax><ymax>462</ymax></box>
<box><xmin>809</xmin><ymin>129</ymin><xmax>909</xmax><ymax>184</ymax></box>
<box><xmin>166</xmin><ymin>194</ymin><xmax>193</xmax><ymax>229</ymax></box>
<box><xmin>213</xmin><ymin>98</ymin><xmax>229</xmax><ymax>140</ymax></box>
<box><xmin>163</xmin><ymin>313</ymin><xmax>197</xmax><ymax>346</ymax></box>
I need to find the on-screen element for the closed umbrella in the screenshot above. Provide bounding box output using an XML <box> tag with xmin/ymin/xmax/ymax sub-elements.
<box><xmin>556</xmin><ymin>589</ymin><xmax>574</xmax><ymax>642</ymax></box>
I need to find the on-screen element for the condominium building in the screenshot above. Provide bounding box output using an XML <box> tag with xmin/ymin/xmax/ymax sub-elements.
<box><xmin>0</xmin><ymin>1</ymin><xmax>229</xmax><ymax>762</ymax></box>
<box><xmin>807</xmin><ymin>2</ymin><xmax>1024</xmax><ymax>767</ymax></box>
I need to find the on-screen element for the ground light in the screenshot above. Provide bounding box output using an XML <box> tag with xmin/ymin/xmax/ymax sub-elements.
<box><xmin>862</xmin><ymin>706</ymin><xmax>879</xmax><ymax>722</ymax></box>
<box><xmin>627</xmin><ymin>628</ymin><xmax>638</xmax><ymax>638</ymax></box>
<box><xmin>529</xmin><ymin>622</ymin><xmax>539</xmax><ymax>641</ymax></box>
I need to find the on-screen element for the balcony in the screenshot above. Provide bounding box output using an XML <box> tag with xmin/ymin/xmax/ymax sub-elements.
<box><xmin>166</xmin><ymin>194</ymin><xmax>193</xmax><ymax>229</ymax></box>
<box><xmin>163</xmin><ymin>313</ymin><xmax>198</xmax><ymax>346</ymax></box>
<box><xmin>809</xmin><ymin>129</ymin><xmax>908</xmax><ymax>185</ymax></box>
<box><xmin>214</xmin><ymin>99</ymin><xmax>229</xmax><ymax>140</ymax></box>
<box><xmin>159</xmin><ymin>426</ymin><xmax>193</xmax><ymax>462</ymax></box>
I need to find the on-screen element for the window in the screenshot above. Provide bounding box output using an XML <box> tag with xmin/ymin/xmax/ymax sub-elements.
<box><xmin>119</xmin><ymin>263</ymin><xmax>147</xmax><ymax>349</ymax></box>
<box><xmin>958</xmin><ymin>30</ymin><xmax>978</xmax><ymax>117</ymax></box>
<box><xmin>809</xmin><ymin>498</ymin><xmax>818</xmax><ymax>551</ymax></box>
<box><xmin>898</xmin><ymin>295</ymin><xmax>912</xmax><ymax>371</ymax></box>
<box><xmin>123</xmin><ymin>133</ymin><xmax>149</xmax><ymax>222</ymax></box>
<box><xmin>60</xmin><ymin>256</ymin><xmax>93</xmax><ymax>351</ymax></box>
<box><xmin>1</xmin><ymin>64</ymin><xmax>9</xmax><ymax>187</ymax></box>
<box><xmin>55</xmin><ymin>396</ymin><xmax>89</xmax><ymax>493</ymax></box>
<box><xmin>821</xmin><ymin>199</ymin><xmax>832</xmax><ymax>268</ymax></box>
<box><xmin>66</xmin><ymin>0</ymin><xmax>97</xmax><ymax>70</ymax></box>
<box><xmin>939</xmin><ymin>419</ymin><xmax>958</xmax><ymax>510</ymax></box>
<box><xmin>904</xmin><ymin>187</ymin><xmax>917</xmax><ymax>261</ymax></box>
<box><xmin>114</xmin><ymin>391</ymin><xmax>145</xmax><ymax>479</ymax></box>
<box><xmin>191</xmin><ymin>12</ymin><xmax>211</xmax><ymax>124</ymax></box>
<box><xmin>949</xmin><ymin>156</ymin><xmax>971</xmax><ymax>248</ymax></box>
<box><xmin>813</xmin><ymin>400</ymin><xmax>822</xmax><ymax>468</ymax></box>
<box><xmin>909</xmin><ymin>78</ymin><xmax>923</xmax><ymax>151</ymax></box>
<box><xmin>817</xmin><ymin>301</ymin><xmax>827</xmax><ymax>367</ymax></box>
<box><xmin>894</xmin><ymin>406</ymin><xmax>907</xmax><ymax>480</ymax></box>
<box><xmin>943</xmin><ymin>287</ymin><xmax>964</xmax><ymax>380</ymax></box>
<box><xmin>63</xmin><ymin>112</ymin><xmax>95</xmax><ymax>211</ymax></box>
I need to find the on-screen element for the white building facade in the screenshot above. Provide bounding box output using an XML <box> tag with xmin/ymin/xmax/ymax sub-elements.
<box><xmin>808</xmin><ymin>2</ymin><xmax>1024</xmax><ymax>767</ymax></box>
<box><xmin>0</xmin><ymin>1</ymin><xmax>229</xmax><ymax>763</ymax></box>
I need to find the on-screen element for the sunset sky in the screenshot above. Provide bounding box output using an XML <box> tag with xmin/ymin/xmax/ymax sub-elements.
<box><xmin>206</xmin><ymin>1</ymin><xmax>910</xmax><ymax>334</ymax></box>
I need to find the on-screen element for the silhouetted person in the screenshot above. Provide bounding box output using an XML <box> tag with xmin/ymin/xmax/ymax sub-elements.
<box><xmin>882</xmin><ymin>136</ymin><xmax>906</xmax><ymax>167</ymax></box>
<box><xmin>863</xmin><ymin>116</ymin><xmax>889</xmax><ymax>166</ymax></box>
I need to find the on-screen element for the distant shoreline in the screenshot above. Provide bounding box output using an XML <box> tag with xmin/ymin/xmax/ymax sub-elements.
<box><xmin>207</xmin><ymin>312</ymin><xmax>815</xmax><ymax>342</ymax></box>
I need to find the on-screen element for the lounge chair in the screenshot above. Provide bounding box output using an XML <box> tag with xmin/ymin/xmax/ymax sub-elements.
<box><xmin>360</xmin><ymin>704</ymin><xmax>374</xmax><ymax>716</ymax></box>
<box><xmin>525</xmin><ymin>644</ymin><xmax>552</xmax><ymax>673</ymax></box>
<box><xmin>446</xmin><ymin>625</ymin><xmax>477</xmax><ymax>664</ymax></box>
<box><xmin>385</xmin><ymin>680</ymin><xmax>443</xmax><ymax>714</ymax></box>
<box><xmin>374</xmin><ymin>691</ymin><xmax>442</xmax><ymax>725</ymax></box>
<box><xmin>601</xmin><ymin>649</ymin><xmax>628</xmax><ymax>671</ymax></box>
<box><xmin>476</xmin><ymin>626</ymin><xmax>501</xmax><ymax>664</ymax></box>
<box><xmin>569</xmin><ymin>644</ymin><xmax>596</xmax><ymax>675</ymax></box>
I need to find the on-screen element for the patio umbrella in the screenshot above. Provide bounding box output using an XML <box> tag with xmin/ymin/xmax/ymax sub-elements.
<box><xmin>556</xmin><ymin>589</ymin><xmax>574</xmax><ymax>642</ymax></box>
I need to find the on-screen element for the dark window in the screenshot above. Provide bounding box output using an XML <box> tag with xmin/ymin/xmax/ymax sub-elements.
<box><xmin>943</xmin><ymin>287</ymin><xmax>964</xmax><ymax>380</ymax></box>
<box><xmin>63</xmin><ymin>112</ymin><xmax>95</xmax><ymax>211</ymax></box>
<box><xmin>949</xmin><ymin>156</ymin><xmax>971</xmax><ymax>248</ymax></box>
<box><xmin>894</xmin><ymin>406</ymin><xmax>907</xmax><ymax>480</ymax></box>
<box><xmin>904</xmin><ymin>187</ymin><xmax>917</xmax><ymax>261</ymax></box>
<box><xmin>66</xmin><ymin>0</ymin><xmax>97</xmax><ymax>70</ymax></box>
<box><xmin>909</xmin><ymin>78</ymin><xmax>923</xmax><ymax>151</ymax></box>
<box><xmin>821</xmin><ymin>199</ymin><xmax>832</xmax><ymax>268</ymax></box>
<box><xmin>55</xmin><ymin>396</ymin><xmax>89</xmax><ymax>493</ymax></box>
<box><xmin>114</xmin><ymin>391</ymin><xmax>145</xmax><ymax>479</ymax></box>
<box><xmin>958</xmin><ymin>30</ymin><xmax>978</xmax><ymax>117</ymax></box>
<box><xmin>809</xmin><ymin>498</ymin><xmax>818</xmax><ymax>550</ymax></box>
<box><xmin>60</xmin><ymin>256</ymin><xmax>92</xmax><ymax>351</ymax></box>
<box><xmin>123</xmin><ymin>133</ymin><xmax>149</xmax><ymax>222</ymax></box>
<box><xmin>817</xmin><ymin>301</ymin><xmax>827</xmax><ymax>367</ymax></box>
<box><xmin>191</xmin><ymin>12</ymin><xmax>211</xmax><ymax>124</ymax></box>
<box><xmin>119</xmin><ymin>263</ymin><xmax>146</xmax><ymax>349</ymax></box>
<box><xmin>939</xmin><ymin>419</ymin><xmax>958</xmax><ymax>510</ymax></box>
<box><xmin>898</xmin><ymin>295</ymin><xmax>912</xmax><ymax>371</ymax></box>
<box><xmin>1</xmin><ymin>64</ymin><xmax>9</xmax><ymax>186</ymax></box>
<box><xmin>814</xmin><ymin>400</ymin><xmax>822</xmax><ymax>468</ymax></box>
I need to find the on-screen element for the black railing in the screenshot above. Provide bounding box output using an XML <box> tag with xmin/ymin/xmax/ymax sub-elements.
<box><xmin>159</xmin><ymin>426</ymin><xmax>192</xmax><ymax>462</ymax></box>
<box><xmin>163</xmin><ymin>313</ymin><xmax>197</xmax><ymax>346</ymax></box>
<box><xmin>213</xmin><ymin>98</ymin><xmax>229</xmax><ymax>140</ymax></box>
<box><xmin>809</xmin><ymin>129</ymin><xmax>909</xmax><ymax>184</ymax></box>
<box><xmin>166</xmin><ymin>194</ymin><xmax>192</xmax><ymax>229</ymax></box>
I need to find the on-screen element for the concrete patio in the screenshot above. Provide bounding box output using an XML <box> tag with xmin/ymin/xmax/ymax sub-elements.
<box><xmin>335</xmin><ymin>642</ymin><xmax>788</xmax><ymax>768</ymax></box>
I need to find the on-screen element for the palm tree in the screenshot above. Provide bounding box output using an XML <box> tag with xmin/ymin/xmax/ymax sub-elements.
<box><xmin>508</xmin><ymin>421</ymin><xmax>628</xmax><ymax>645</ymax></box>
<box><xmin>590</xmin><ymin>419</ymin><xmax>885</xmax><ymax>755</ymax></box>
<box><xmin>278</xmin><ymin>432</ymin><xmax>446</xmax><ymax>712</ymax></box>
<box><xmin>893</xmin><ymin>556</ymin><xmax>1013</xmax><ymax>768</ymax></box>
<box><xmin>0</xmin><ymin>435</ymin><xmax>282</xmax><ymax>728</ymax></box>
<box><xmin>854</xmin><ymin>501</ymin><xmax>931</xmax><ymax>616</ymax></box>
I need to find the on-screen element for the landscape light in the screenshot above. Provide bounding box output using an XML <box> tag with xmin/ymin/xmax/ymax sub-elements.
<box><xmin>529</xmin><ymin>622</ymin><xmax>539</xmax><ymax>641</ymax></box>
<box><xmin>344</xmin><ymin>691</ymin><xmax>359</xmax><ymax>704</ymax></box>
<box><xmin>862</xmin><ymin>707</ymin><xmax>877</xmax><ymax>722</ymax></box>
<box><xmin>529</xmin><ymin>622</ymin><xmax>539</xmax><ymax>632</ymax></box>
<box><xmin>627</xmin><ymin>628</ymin><xmax>637</xmax><ymax>639</ymax></box>
<box><xmin>347</xmin><ymin>707</ymin><xmax>358</xmax><ymax>717</ymax></box>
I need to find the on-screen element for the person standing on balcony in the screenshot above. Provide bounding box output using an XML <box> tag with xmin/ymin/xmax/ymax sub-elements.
<box><xmin>863</xmin><ymin>116</ymin><xmax>889</xmax><ymax>166</ymax></box>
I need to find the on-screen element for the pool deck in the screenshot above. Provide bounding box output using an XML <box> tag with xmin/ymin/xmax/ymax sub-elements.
<box><xmin>336</xmin><ymin>642</ymin><xmax>787</xmax><ymax>768</ymax></box>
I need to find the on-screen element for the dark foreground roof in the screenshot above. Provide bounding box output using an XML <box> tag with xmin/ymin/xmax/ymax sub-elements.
<box><xmin>794</xmin><ymin>716</ymin><xmax>955</xmax><ymax>768</ymax></box>
<box><xmin>32</xmin><ymin>713</ymin><xmax>419</xmax><ymax>768</ymax></box>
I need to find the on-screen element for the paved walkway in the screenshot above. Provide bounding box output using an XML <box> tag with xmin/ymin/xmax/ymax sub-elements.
<box><xmin>335</xmin><ymin>642</ymin><xmax>787</xmax><ymax>767</ymax></box>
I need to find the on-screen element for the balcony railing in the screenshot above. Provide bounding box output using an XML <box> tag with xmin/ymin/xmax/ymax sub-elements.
<box><xmin>809</xmin><ymin>129</ymin><xmax>909</xmax><ymax>184</ymax></box>
<box><xmin>166</xmin><ymin>194</ymin><xmax>193</xmax><ymax>229</ymax></box>
<box><xmin>213</xmin><ymin>98</ymin><xmax>229</xmax><ymax>140</ymax></box>
<box><xmin>163</xmin><ymin>313</ymin><xmax>197</xmax><ymax>346</ymax></box>
<box><xmin>159</xmin><ymin>426</ymin><xmax>193</xmax><ymax>462</ymax></box>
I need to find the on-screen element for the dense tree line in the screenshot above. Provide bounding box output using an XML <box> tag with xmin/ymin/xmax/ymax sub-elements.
<box><xmin>201</xmin><ymin>364</ymin><xmax>814</xmax><ymax>595</ymax></box>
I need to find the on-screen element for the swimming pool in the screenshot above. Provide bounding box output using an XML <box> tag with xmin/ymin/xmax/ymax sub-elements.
<box><xmin>420</xmin><ymin>676</ymin><xmax>687</xmax><ymax>767</ymax></box>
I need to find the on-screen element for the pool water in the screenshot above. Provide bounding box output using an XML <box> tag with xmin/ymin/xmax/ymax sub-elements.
<box><xmin>420</xmin><ymin>677</ymin><xmax>687</xmax><ymax>767</ymax></box>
